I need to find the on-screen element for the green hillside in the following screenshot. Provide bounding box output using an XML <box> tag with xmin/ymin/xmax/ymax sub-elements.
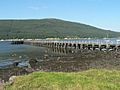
<box><xmin>0</xmin><ymin>18</ymin><xmax>120</xmax><ymax>39</ymax></box>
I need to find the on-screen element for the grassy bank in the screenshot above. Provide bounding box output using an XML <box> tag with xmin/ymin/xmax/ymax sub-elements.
<box><xmin>5</xmin><ymin>69</ymin><xmax>120</xmax><ymax>90</ymax></box>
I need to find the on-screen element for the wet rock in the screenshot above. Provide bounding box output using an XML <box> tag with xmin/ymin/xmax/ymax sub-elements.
<box><xmin>0</xmin><ymin>80</ymin><xmax>3</xmax><ymax>84</ymax></box>
<box><xmin>25</xmin><ymin>68</ymin><xmax>35</xmax><ymax>73</ymax></box>
<box><xmin>57</xmin><ymin>57</ymin><xmax>60</xmax><ymax>60</ymax></box>
<box><xmin>29</xmin><ymin>59</ymin><xmax>38</xmax><ymax>68</ymax></box>
<box><xmin>44</xmin><ymin>54</ymin><xmax>49</xmax><ymax>59</ymax></box>
<box><xmin>12</xmin><ymin>54</ymin><xmax>16</xmax><ymax>57</ymax></box>
<box><xmin>19</xmin><ymin>56</ymin><xmax>22</xmax><ymax>58</ymax></box>
<box><xmin>13</xmin><ymin>62</ymin><xmax>19</xmax><ymax>67</ymax></box>
<box><xmin>29</xmin><ymin>59</ymin><xmax>38</xmax><ymax>64</ymax></box>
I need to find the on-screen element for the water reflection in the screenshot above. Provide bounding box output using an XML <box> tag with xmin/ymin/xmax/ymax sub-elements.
<box><xmin>48</xmin><ymin>47</ymin><xmax>76</xmax><ymax>54</ymax></box>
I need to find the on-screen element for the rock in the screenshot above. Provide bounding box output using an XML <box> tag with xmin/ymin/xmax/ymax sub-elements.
<box><xmin>29</xmin><ymin>59</ymin><xmax>38</xmax><ymax>63</ymax></box>
<box><xmin>13</xmin><ymin>62</ymin><xmax>19</xmax><ymax>67</ymax></box>
<box><xmin>29</xmin><ymin>59</ymin><xmax>38</xmax><ymax>68</ymax></box>
<box><xmin>19</xmin><ymin>56</ymin><xmax>22</xmax><ymax>58</ymax></box>
<box><xmin>57</xmin><ymin>57</ymin><xmax>60</xmax><ymax>60</ymax></box>
<box><xmin>0</xmin><ymin>79</ymin><xmax>4</xmax><ymax>90</ymax></box>
<box><xmin>9</xmin><ymin>76</ymin><xmax>16</xmax><ymax>85</ymax></box>
<box><xmin>0</xmin><ymin>84</ymin><xmax>3</xmax><ymax>90</ymax></box>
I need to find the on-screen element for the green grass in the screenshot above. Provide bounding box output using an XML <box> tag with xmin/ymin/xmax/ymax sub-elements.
<box><xmin>5</xmin><ymin>69</ymin><xmax>120</xmax><ymax>90</ymax></box>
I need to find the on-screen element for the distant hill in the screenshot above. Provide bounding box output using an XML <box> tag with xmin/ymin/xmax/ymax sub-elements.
<box><xmin>0</xmin><ymin>18</ymin><xmax>120</xmax><ymax>39</ymax></box>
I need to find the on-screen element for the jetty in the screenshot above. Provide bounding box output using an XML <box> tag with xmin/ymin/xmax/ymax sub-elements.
<box><xmin>11</xmin><ymin>39</ymin><xmax>120</xmax><ymax>51</ymax></box>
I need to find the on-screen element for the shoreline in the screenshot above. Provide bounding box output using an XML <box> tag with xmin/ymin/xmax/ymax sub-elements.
<box><xmin>1</xmin><ymin>49</ymin><xmax>120</xmax><ymax>82</ymax></box>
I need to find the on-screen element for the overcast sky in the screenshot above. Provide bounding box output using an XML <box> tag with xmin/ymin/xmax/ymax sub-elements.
<box><xmin>0</xmin><ymin>0</ymin><xmax>120</xmax><ymax>32</ymax></box>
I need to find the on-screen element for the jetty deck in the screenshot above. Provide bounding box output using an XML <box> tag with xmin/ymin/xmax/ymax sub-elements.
<box><xmin>12</xmin><ymin>39</ymin><xmax>120</xmax><ymax>51</ymax></box>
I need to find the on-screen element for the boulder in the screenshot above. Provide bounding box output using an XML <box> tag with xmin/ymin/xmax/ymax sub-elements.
<box><xmin>9</xmin><ymin>76</ymin><xmax>16</xmax><ymax>85</ymax></box>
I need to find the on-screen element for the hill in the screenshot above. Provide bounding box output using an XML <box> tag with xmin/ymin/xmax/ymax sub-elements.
<box><xmin>0</xmin><ymin>18</ymin><xmax>120</xmax><ymax>39</ymax></box>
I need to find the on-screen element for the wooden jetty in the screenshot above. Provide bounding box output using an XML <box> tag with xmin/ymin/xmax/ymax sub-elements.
<box><xmin>11</xmin><ymin>39</ymin><xmax>120</xmax><ymax>51</ymax></box>
<box><xmin>11</xmin><ymin>40</ymin><xmax>24</xmax><ymax>44</ymax></box>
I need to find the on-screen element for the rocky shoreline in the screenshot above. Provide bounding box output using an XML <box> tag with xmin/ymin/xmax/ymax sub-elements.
<box><xmin>0</xmin><ymin>49</ymin><xmax>120</xmax><ymax>83</ymax></box>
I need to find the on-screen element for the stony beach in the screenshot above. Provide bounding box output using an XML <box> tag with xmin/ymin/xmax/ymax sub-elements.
<box><xmin>1</xmin><ymin>48</ymin><xmax>120</xmax><ymax>82</ymax></box>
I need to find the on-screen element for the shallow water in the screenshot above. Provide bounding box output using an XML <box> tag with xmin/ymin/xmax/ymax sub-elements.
<box><xmin>0</xmin><ymin>41</ymin><xmax>46</xmax><ymax>68</ymax></box>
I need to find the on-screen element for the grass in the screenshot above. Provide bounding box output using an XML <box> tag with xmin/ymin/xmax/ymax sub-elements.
<box><xmin>4</xmin><ymin>69</ymin><xmax>120</xmax><ymax>90</ymax></box>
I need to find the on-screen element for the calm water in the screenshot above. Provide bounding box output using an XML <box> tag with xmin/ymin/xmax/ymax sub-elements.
<box><xmin>0</xmin><ymin>41</ymin><xmax>69</xmax><ymax>69</ymax></box>
<box><xmin>0</xmin><ymin>41</ymin><xmax>46</xmax><ymax>68</ymax></box>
